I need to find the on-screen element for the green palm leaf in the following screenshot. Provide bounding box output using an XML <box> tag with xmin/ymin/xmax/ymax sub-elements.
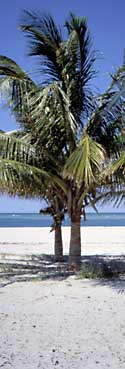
<box><xmin>0</xmin><ymin>158</ymin><xmax>50</xmax><ymax>196</ymax></box>
<box><xmin>103</xmin><ymin>152</ymin><xmax>125</xmax><ymax>179</ymax></box>
<box><xmin>29</xmin><ymin>83</ymin><xmax>77</xmax><ymax>151</ymax></box>
<box><xmin>0</xmin><ymin>131</ymin><xmax>36</xmax><ymax>164</ymax></box>
<box><xmin>65</xmin><ymin>13</ymin><xmax>96</xmax><ymax>120</ymax></box>
<box><xmin>20</xmin><ymin>11</ymin><xmax>64</xmax><ymax>83</ymax></box>
<box><xmin>64</xmin><ymin>133</ymin><xmax>105</xmax><ymax>186</ymax></box>
<box><xmin>111</xmin><ymin>153</ymin><xmax>125</xmax><ymax>173</ymax></box>
<box><xmin>0</xmin><ymin>56</ymin><xmax>36</xmax><ymax>129</ymax></box>
<box><xmin>0</xmin><ymin>131</ymin><xmax>68</xmax><ymax>199</ymax></box>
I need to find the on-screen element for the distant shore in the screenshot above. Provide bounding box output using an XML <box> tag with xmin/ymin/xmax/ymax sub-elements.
<box><xmin>0</xmin><ymin>226</ymin><xmax>125</xmax><ymax>256</ymax></box>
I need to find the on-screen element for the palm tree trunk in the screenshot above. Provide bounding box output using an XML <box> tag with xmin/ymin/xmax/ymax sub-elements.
<box><xmin>54</xmin><ymin>222</ymin><xmax>63</xmax><ymax>262</ymax></box>
<box><xmin>69</xmin><ymin>212</ymin><xmax>81</xmax><ymax>270</ymax></box>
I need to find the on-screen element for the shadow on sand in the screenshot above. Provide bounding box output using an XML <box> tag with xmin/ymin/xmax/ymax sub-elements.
<box><xmin>0</xmin><ymin>254</ymin><xmax>125</xmax><ymax>291</ymax></box>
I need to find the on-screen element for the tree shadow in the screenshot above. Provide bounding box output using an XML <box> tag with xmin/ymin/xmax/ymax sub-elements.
<box><xmin>81</xmin><ymin>254</ymin><xmax>125</xmax><ymax>273</ymax></box>
<box><xmin>90</xmin><ymin>276</ymin><xmax>125</xmax><ymax>293</ymax></box>
<box><xmin>0</xmin><ymin>254</ymin><xmax>71</xmax><ymax>288</ymax></box>
<box><xmin>0</xmin><ymin>253</ymin><xmax>125</xmax><ymax>291</ymax></box>
<box><xmin>80</xmin><ymin>255</ymin><xmax>125</xmax><ymax>293</ymax></box>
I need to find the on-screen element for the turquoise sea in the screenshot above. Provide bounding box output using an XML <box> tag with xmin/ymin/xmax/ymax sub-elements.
<box><xmin>0</xmin><ymin>213</ymin><xmax>125</xmax><ymax>227</ymax></box>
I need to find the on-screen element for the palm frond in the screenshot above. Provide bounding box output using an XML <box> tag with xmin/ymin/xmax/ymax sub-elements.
<box><xmin>0</xmin><ymin>132</ymin><xmax>36</xmax><ymax>164</ymax></box>
<box><xmin>0</xmin><ymin>56</ymin><xmax>36</xmax><ymax>129</ymax></box>
<box><xmin>0</xmin><ymin>130</ymin><xmax>68</xmax><ymax>198</ymax></box>
<box><xmin>87</xmin><ymin>91</ymin><xmax>123</xmax><ymax>156</ymax></box>
<box><xmin>50</xmin><ymin>174</ymin><xmax>68</xmax><ymax>195</ymax></box>
<box><xmin>28</xmin><ymin>82</ymin><xmax>77</xmax><ymax>152</ymax></box>
<box><xmin>96</xmin><ymin>187</ymin><xmax>125</xmax><ymax>208</ymax></box>
<box><xmin>64</xmin><ymin>133</ymin><xmax>105</xmax><ymax>187</ymax></box>
<box><xmin>106</xmin><ymin>153</ymin><xmax>125</xmax><ymax>175</ymax></box>
<box><xmin>65</xmin><ymin>13</ymin><xmax>96</xmax><ymax>121</ymax></box>
<box><xmin>0</xmin><ymin>56</ymin><xmax>27</xmax><ymax>78</ymax></box>
<box><xmin>107</xmin><ymin>65</ymin><xmax>125</xmax><ymax>92</ymax></box>
<box><xmin>0</xmin><ymin>158</ymin><xmax>50</xmax><ymax>197</ymax></box>
<box><xmin>20</xmin><ymin>11</ymin><xmax>64</xmax><ymax>83</ymax></box>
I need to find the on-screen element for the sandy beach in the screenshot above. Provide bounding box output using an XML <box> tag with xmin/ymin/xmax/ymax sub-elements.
<box><xmin>0</xmin><ymin>226</ymin><xmax>125</xmax><ymax>255</ymax></box>
<box><xmin>0</xmin><ymin>278</ymin><xmax>125</xmax><ymax>369</ymax></box>
<box><xmin>0</xmin><ymin>226</ymin><xmax>125</xmax><ymax>369</ymax></box>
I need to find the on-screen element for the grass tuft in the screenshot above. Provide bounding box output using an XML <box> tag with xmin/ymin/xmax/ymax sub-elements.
<box><xmin>79</xmin><ymin>262</ymin><xmax>114</xmax><ymax>279</ymax></box>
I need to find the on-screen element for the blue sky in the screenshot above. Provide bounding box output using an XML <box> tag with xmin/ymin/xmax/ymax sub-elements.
<box><xmin>0</xmin><ymin>0</ymin><xmax>125</xmax><ymax>212</ymax></box>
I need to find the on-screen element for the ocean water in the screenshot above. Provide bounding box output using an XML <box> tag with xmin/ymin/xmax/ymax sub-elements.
<box><xmin>0</xmin><ymin>213</ymin><xmax>125</xmax><ymax>227</ymax></box>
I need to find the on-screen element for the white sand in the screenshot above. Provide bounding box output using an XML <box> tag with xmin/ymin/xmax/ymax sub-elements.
<box><xmin>0</xmin><ymin>278</ymin><xmax>125</xmax><ymax>369</ymax></box>
<box><xmin>0</xmin><ymin>227</ymin><xmax>125</xmax><ymax>369</ymax></box>
<box><xmin>0</xmin><ymin>226</ymin><xmax>125</xmax><ymax>256</ymax></box>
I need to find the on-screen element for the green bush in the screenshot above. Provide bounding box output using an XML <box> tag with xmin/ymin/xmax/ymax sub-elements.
<box><xmin>79</xmin><ymin>262</ymin><xmax>113</xmax><ymax>279</ymax></box>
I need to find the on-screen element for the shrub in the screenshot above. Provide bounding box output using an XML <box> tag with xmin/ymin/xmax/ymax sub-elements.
<box><xmin>79</xmin><ymin>262</ymin><xmax>113</xmax><ymax>279</ymax></box>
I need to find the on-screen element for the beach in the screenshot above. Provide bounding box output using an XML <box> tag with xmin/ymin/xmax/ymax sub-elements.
<box><xmin>0</xmin><ymin>226</ymin><xmax>125</xmax><ymax>255</ymax></box>
<box><xmin>0</xmin><ymin>226</ymin><xmax>125</xmax><ymax>369</ymax></box>
<box><xmin>0</xmin><ymin>277</ymin><xmax>125</xmax><ymax>368</ymax></box>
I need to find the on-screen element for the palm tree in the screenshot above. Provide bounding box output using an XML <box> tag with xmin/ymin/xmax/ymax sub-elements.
<box><xmin>0</xmin><ymin>12</ymin><xmax>123</xmax><ymax>269</ymax></box>
<box><xmin>0</xmin><ymin>126</ymin><xmax>105</xmax><ymax>269</ymax></box>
